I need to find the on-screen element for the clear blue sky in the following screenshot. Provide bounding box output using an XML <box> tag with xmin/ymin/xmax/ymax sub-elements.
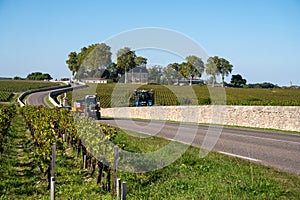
<box><xmin>0</xmin><ymin>0</ymin><xmax>299</xmax><ymax>86</ymax></box>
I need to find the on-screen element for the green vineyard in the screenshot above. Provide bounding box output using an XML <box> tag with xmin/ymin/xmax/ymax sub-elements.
<box><xmin>68</xmin><ymin>83</ymin><xmax>300</xmax><ymax>108</ymax></box>
<box><xmin>0</xmin><ymin>91</ymin><xmax>13</xmax><ymax>102</ymax></box>
<box><xmin>0</xmin><ymin>80</ymin><xmax>59</xmax><ymax>93</ymax></box>
<box><xmin>20</xmin><ymin>105</ymin><xmax>119</xmax><ymax>190</ymax></box>
<box><xmin>0</xmin><ymin>104</ymin><xmax>16</xmax><ymax>153</ymax></box>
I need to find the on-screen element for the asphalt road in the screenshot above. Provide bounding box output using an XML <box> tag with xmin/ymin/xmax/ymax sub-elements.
<box><xmin>26</xmin><ymin>89</ymin><xmax>300</xmax><ymax>175</ymax></box>
<box><xmin>26</xmin><ymin>84</ymin><xmax>82</xmax><ymax>106</ymax></box>
<box><xmin>26</xmin><ymin>90</ymin><xmax>50</xmax><ymax>106</ymax></box>
<box><xmin>99</xmin><ymin>118</ymin><xmax>300</xmax><ymax>175</ymax></box>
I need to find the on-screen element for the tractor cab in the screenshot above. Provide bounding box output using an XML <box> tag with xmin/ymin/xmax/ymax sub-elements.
<box><xmin>84</xmin><ymin>95</ymin><xmax>101</xmax><ymax>119</ymax></box>
<box><xmin>133</xmin><ymin>89</ymin><xmax>154</xmax><ymax>106</ymax></box>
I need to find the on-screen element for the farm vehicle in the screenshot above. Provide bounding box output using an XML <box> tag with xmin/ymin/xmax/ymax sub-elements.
<box><xmin>72</xmin><ymin>95</ymin><xmax>101</xmax><ymax>120</ymax></box>
<box><xmin>133</xmin><ymin>89</ymin><xmax>154</xmax><ymax>106</ymax></box>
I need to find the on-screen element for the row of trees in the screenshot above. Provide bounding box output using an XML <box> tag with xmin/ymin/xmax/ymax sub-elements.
<box><xmin>14</xmin><ymin>72</ymin><xmax>53</xmax><ymax>81</ymax></box>
<box><xmin>66</xmin><ymin>43</ymin><xmax>234</xmax><ymax>87</ymax></box>
<box><xmin>26</xmin><ymin>72</ymin><xmax>53</xmax><ymax>80</ymax></box>
<box><xmin>66</xmin><ymin>44</ymin><xmax>149</xmax><ymax>82</ymax></box>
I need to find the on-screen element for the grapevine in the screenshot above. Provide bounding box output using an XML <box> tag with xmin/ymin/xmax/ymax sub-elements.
<box><xmin>0</xmin><ymin>80</ymin><xmax>59</xmax><ymax>93</ymax></box>
<box><xmin>0</xmin><ymin>92</ymin><xmax>14</xmax><ymax>102</ymax></box>
<box><xmin>0</xmin><ymin>104</ymin><xmax>16</xmax><ymax>153</ymax></box>
<box><xmin>21</xmin><ymin>105</ymin><xmax>118</xmax><ymax>190</ymax></box>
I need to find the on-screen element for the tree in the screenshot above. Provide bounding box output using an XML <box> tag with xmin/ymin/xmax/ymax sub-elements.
<box><xmin>166</xmin><ymin>63</ymin><xmax>181</xmax><ymax>85</ymax></box>
<box><xmin>13</xmin><ymin>76</ymin><xmax>23</xmax><ymax>80</ymax></box>
<box><xmin>246</xmin><ymin>82</ymin><xmax>279</xmax><ymax>89</ymax></box>
<box><xmin>66</xmin><ymin>52</ymin><xmax>79</xmax><ymax>76</ymax></box>
<box><xmin>178</xmin><ymin>62</ymin><xmax>192</xmax><ymax>81</ymax></box>
<box><xmin>26</xmin><ymin>72</ymin><xmax>53</xmax><ymax>80</ymax></box>
<box><xmin>163</xmin><ymin>64</ymin><xmax>179</xmax><ymax>85</ymax></box>
<box><xmin>106</xmin><ymin>62</ymin><xmax>119</xmax><ymax>82</ymax></box>
<box><xmin>134</xmin><ymin>56</ymin><xmax>147</xmax><ymax>67</ymax></box>
<box><xmin>117</xmin><ymin>47</ymin><xmax>136</xmax><ymax>83</ymax></box>
<box><xmin>40</xmin><ymin>73</ymin><xmax>53</xmax><ymax>80</ymax></box>
<box><xmin>208</xmin><ymin>56</ymin><xmax>233</xmax><ymax>87</ymax></box>
<box><xmin>148</xmin><ymin>65</ymin><xmax>163</xmax><ymax>84</ymax></box>
<box><xmin>178</xmin><ymin>55</ymin><xmax>204</xmax><ymax>85</ymax></box>
<box><xmin>168</xmin><ymin>62</ymin><xmax>181</xmax><ymax>72</ymax></box>
<box><xmin>66</xmin><ymin>43</ymin><xmax>112</xmax><ymax>79</ymax></box>
<box><xmin>206</xmin><ymin>57</ymin><xmax>219</xmax><ymax>87</ymax></box>
<box><xmin>83</xmin><ymin>43</ymin><xmax>112</xmax><ymax>75</ymax></box>
<box><xmin>230</xmin><ymin>74</ymin><xmax>247</xmax><ymax>87</ymax></box>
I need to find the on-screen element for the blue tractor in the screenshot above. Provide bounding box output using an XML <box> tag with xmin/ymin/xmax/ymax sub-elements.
<box><xmin>133</xmin><ymin>89</ymin><xmax>154</xmax><ymax>106</ymax></box>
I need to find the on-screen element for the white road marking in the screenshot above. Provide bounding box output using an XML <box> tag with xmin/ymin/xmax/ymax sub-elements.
<box><xmin>218</xmin><ymin>151</ymin><xmax>262</xmax><ymax>162</ymax></box>
<box><xmin>225</xmin><ymin>132</ymin><xmax>300</xmax><ymax>145</ymax></box>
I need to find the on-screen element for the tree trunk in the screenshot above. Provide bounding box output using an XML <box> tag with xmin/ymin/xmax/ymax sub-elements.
<box><xmin>222</xmin><ymin>76</ymin><xmax>225</xmax><ymax>87</ymax></box>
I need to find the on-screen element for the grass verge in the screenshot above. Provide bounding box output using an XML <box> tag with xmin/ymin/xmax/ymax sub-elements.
<box><xmin>110</xmin><ymin>124</ymin><xmax>300</xmax><ymax>199</ymax></box>
<box><xmin>45</xmin><ymin>95</ymin><xmax>56</xmax><ymax>108</ymax></box>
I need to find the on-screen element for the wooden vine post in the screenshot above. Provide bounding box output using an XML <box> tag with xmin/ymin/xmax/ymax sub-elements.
<box><xmin>112</xmin><ymin>146</ymin><xmax>119</xmax><ymax>197</ymax></box>
<box><xmin>51</xmin><ymin>142</ymin><xmax>56</xmax><ymax>200</ymax></box>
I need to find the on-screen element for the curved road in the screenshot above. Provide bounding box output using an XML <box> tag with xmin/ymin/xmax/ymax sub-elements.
<box><xmin>27</xmin><ymin>90</ymin><xmax>300</xmax><ymax>175</ymax></box>
<box><xmin>26</xmin><ymin>90</ymin><xmax>50</xmax><ymax>106</ymax></box>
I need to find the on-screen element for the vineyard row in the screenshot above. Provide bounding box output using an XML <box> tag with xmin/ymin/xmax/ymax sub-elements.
<box><xmin>0</xmin><ymin>104</ymin><xmax>16</xmax><ymax>153</ymax></box>
<box><xmin>67</xmin><ymin>84</ymin><xmax>300</xmax><ymax>108</ymax></box>
<box><xmin>21</xmin><ymin>106</ymin><xmax>120</xmax><ymax>191</ymax></box>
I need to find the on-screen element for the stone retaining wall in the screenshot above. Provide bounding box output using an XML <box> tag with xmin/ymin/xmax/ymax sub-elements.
<box><xmin>101</xmin><ymin>106</ymin><xmax>300</xmax><ymax>132</ymax></box>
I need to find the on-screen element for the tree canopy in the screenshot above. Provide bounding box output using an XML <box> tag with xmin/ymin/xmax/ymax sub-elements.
<box><xmin>66</xmin><ymin>43</ymin><xmax>112</xmax><ymax>79</ymax></box>
<box><xmin>230</xmin><ymin>74</ymin><xmax>247</xmax><ymax>87</ymax></box>
<box><xmin>206</xmin><ymin>57</ymin><xmax>219</xmax><ymax>87</ymax></box>
<box><xmin>26</xmin><ymin>72</ymin><xmax>53</xmax><ymax>80</ymax></box>
<box><xmin>134</xmin><ymin>56</ymin><xmax>147</xmax><ymax>67</ymax></box>
<box><xmin>207</xmin><ymin>56</ymin><xmax>233</xmax><ymax>87</ymax></box>
<box><xmin>66</xmin><ymin>52</ymin><xmax>79</xmax><ymax>76</ymax></box>
<box><xmin>65</xmin><ymin>43</ymin><xmax>241</xmax><ymax>85</ymax></box>
<box><xmin>116</xmin><ymin>47</ymin><xmax>148</xmax><ymax>83</ymax></box>
<box><xmin>163</xmin><ymin>63</ymin><xmax>180</xmax><ymax>85</ymax></box>
<box><xmin>171</xmin><ymin>55</ymin><xmax>204</xmax><ymax>85</ymax></box>
<box><xmin>245</xmin><ymin>82</ymin><xmax>279</xmax><ymax>88</ymax></box>
<box><xmin>116</xmin><ymin>47</ymin><xmax>136</xmax><ymax>74</ymax></box>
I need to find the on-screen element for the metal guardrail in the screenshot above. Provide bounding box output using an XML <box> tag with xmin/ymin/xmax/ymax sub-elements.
<box><xmin>17</xmin><ymin>84</ymin><xmax>71</xmax><ymax>107</ymax></box>
<box><xmin>48</xmin><ymin>84</ymin><xmax>88</xmax><ymax>107</ymax></box>
<box><xmin>17</xmin><ymin>80</ymin><xmax>90</xmax><ymax>108</ymax></box>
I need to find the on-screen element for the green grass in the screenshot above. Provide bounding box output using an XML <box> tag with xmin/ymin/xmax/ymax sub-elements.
<box><xmin>68</xmin><ymin>83</ymin><xmax>300</xmax><ymax>108</ymax></box>
<box><xmin>111</xmin><ymin>126</ymin><xmax>300</xmax><ymax>199</ymax></box>
<box><xmin>45</xmin><ymin>95</ymin><xmax>56</xmax><ymax>108</ymax></box>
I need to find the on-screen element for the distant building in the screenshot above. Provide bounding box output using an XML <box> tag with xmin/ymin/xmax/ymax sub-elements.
<box><xmin>81</xmin><ymin>78</ymin><xmax>107</xmax><ymax>84</ymax></box>
<box><xmin>174</xmin><ymin>78</ymin><xmax>205</xmax><ymax>86</ymax></box>
<box><xmin>127</xmin><ymin>66</ymin><xmax>149</xmax><ymax>84</ymax></box>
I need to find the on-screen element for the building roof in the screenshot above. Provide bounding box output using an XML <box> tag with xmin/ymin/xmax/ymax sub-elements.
<box><xmin>81</xmin><ymin>77</ymin><xmax>107</xmax><ymax>81</ymax></box>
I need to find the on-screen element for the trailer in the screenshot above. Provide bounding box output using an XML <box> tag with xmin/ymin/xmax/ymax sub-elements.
<box><xmin>72</xmin><ymin>95</ymin><xmax>101</xmax><ymax>120</ymax></box>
